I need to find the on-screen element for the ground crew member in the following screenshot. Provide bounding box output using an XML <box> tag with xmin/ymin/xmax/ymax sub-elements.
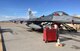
<box><xmin>54</xmin><ymin>24</ymin><xmax>59</xmax><ymax>39</ymax></box>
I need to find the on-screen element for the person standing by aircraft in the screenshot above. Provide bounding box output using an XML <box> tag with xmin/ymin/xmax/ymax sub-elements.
<box><xmin>54</xmin><ymin>24</ymin><xmax>59</xmax><ymax>39</ymax></box>
<box><xmin>52</xmin><ymin>23</ymin><xmax>61</xmax><ymax>39</ymax></box>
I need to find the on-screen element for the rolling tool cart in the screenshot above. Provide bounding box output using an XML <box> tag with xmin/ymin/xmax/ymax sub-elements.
<box><xmin>43</xmin><ymin>26</ymin><xmax>57</xmax><ymax>43</ymax></box>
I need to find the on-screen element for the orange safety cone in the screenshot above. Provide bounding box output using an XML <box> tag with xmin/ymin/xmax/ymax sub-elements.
<box><xmin>56</xmin><ymin>39</ymin><xmax>63</xmax><ymax>47</ymax></box>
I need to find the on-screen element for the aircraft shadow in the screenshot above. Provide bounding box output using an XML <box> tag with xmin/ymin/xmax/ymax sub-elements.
<box><xmin>58</xmin><ymin>29</ymin><xmax>80</xmax><ymax>42</ymax></box>
<box><xmin>60</xmin><ymin>35</ymin><xmax>80</xmax><ymax>43</ymax></box>
<box><xmin>71</xmin><ymin>45</ymin><xmax>80</xmax><ymax>49</ymax></box>
<box><xmin>60</xmin><ymin>29</ymin><xmax>80</xmax><ymax>36</ymax></box>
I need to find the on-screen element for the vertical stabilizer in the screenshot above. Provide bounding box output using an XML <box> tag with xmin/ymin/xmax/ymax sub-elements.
<box><xmin>28</xmin><ymin>8</ymin><xmax>34</xmax><ymax>19</ymax></box>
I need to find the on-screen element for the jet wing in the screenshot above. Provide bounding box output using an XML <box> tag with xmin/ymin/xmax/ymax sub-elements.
<box><xmin>73</xmin><ymin>17</ymin><xmax>80</xmax><ymax>24</ymax></box>
<box><xmin>52</xmin><ymin>16</ymin><xmax>80</xmax><ymax>24</ymax></box>
<box><xmin>27</xmin><ymin>15</ymin><xmax>80</xmax><ymax>24</ymax></box>
<box><xmin>52</xmin><ymin>16</ymin><xmax>73</xmax><ymax>23</ymax></box>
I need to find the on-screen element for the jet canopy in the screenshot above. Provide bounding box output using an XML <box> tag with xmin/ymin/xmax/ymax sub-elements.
<box><xmin>53</xmin><ymin>11</ymin><xmax>69</xmax><ymax>16</ymax></box>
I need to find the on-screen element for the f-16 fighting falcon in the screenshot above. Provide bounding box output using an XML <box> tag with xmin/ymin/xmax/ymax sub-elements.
<box><xmin>26</xmin><ymin>8</ymin><xmax>80</xmax><ymax>31</ymax></box>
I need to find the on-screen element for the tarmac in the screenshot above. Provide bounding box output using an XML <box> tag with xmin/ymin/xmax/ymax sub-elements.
<box><xmin>0</xmin><ymin>22</ymin><xmax>80</xmax><ymax>51</ymax></box>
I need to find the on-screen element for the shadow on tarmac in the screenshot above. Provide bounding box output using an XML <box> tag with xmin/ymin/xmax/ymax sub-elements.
<box><xmin>60</xmin><ymin>36</ymin><xmax>80</xmax><ymax>42</ymax></box>
<box><xmin>71</xmin><ymin>45</ymin><xmax>80</xmax><ymax>49</ymax></box>
<box><xmin>0</xmin><ymin>26</ymin><xmax>13</xmax><ymax>51</ymax></box>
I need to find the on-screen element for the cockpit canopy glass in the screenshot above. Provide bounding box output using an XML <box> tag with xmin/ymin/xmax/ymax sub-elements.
<box><xmin>53</xmin><ymin>11</ymin><xmax>69</xmax><ymax>16</ymax></box>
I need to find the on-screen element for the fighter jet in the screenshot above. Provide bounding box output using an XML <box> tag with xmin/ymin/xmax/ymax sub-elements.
<box><xmin>26</xmin><ymin>9</ymin><xmax>80</xmax><ymax>30</ymax></box>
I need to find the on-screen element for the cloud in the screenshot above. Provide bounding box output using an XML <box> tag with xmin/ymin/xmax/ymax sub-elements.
<box><xmin>0</xmin><ymin>16</ymin><xmax>27</xmax><ymax>21</ymax></box>
<box><xmin>32</xmin><ymin>11</ymin><xmax>37</xmax><ymax>14</ymax></box>
<box><xmin>0</xmin><ymin>10</ymin><xmax>38</xmax><ymax>21</ymax></box>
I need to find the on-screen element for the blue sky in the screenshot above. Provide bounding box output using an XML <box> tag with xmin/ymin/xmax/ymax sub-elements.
<box><xmin>0</xmin><ymin>0</ymin><xmax>80</xmax><ymax>21</ymax></box>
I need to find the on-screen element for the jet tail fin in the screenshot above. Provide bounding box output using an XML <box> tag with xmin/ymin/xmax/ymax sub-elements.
<box><xmin>28</xmin><ymin>8</ymin><xmax>34</xmax><ymax>19</ymax></box>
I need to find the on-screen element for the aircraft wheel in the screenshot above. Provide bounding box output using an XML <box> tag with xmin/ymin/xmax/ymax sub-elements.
<box><xmin>32</xmin><ymin>28</ymin><xmax>35</xmax><ymax>31</ymax></box>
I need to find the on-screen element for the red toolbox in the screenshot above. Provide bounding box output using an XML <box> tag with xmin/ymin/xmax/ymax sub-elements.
<box><xmin>43</xmin><ymin>27</ymin><xmax>57</xmax><ymax>43</ymax></box>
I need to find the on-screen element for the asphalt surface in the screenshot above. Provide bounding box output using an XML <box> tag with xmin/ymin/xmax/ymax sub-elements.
<box><xmin>0</xmin><ymin>22</ymin><xmax>80</xmax><ymax>51</ymax></box>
